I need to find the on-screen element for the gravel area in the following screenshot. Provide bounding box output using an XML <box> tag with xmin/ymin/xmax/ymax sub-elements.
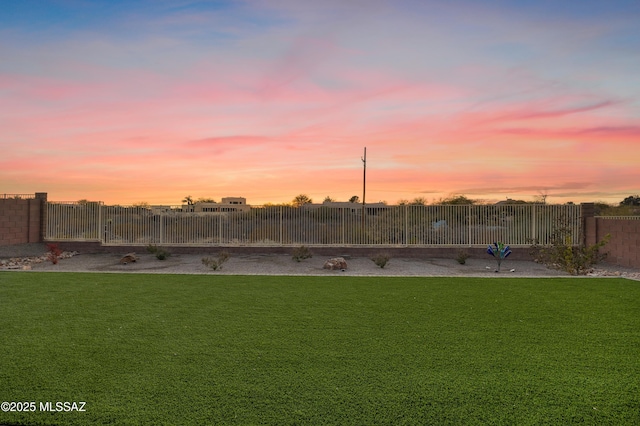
<box><xmin>25</xmin><ymin>252</ymin><xmax>571</xmax><ymax>277</ymax></box>
<box><xmin>1</xmin><ymin>243</ymin><xmax>639</xmax><ymax>279</ymax></box>
<box><xmin>0</xmin><ymin>242</ymin><xmax>50</xmax><ymax>258</ymax></box>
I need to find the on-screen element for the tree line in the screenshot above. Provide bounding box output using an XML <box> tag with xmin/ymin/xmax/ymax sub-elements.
<box><xmin>114</xmin><ymin>194</ymin><xmax>639</xmax><ymax>213</ymax></box>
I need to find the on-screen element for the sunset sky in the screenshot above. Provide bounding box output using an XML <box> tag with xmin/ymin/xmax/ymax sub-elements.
<box><xmin>2</xmin><ymin>0</ymin><xmax>639</xmax><ymax>206</ymax></box>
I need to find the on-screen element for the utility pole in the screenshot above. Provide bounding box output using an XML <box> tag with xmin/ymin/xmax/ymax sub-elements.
<box><xmin>361</xmin><ymin>147</ymin><xmax>366</xmax><ymax>226</ymax></box>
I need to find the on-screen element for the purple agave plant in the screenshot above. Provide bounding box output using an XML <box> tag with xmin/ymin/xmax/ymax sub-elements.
<box><xmin>487</xmin><ymin>242</ymin><xmax>512</xmax><ymax>272</ymax></box>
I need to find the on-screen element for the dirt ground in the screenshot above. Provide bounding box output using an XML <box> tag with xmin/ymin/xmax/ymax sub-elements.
<box><xmin>26</xmin><ymin>252</ymin><xmax>571</xmax><ymax>277</ymax></box>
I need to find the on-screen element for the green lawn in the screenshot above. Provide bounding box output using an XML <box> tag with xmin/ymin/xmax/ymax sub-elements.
<box><xmin>0</xmin><ymin>272</ymin><xmax>638</xmax><ymax>425</ymax></box>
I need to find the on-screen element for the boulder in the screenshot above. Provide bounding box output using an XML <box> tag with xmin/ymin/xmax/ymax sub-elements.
<box><xmin>323</xmin><ymin>257</ymin><xmax>347</xmax><ymax>270</ymax></box>
<box><xmin>120</xmin><ymin>253</ymin><xmax>138</xmax><ymax>264</ymax></box>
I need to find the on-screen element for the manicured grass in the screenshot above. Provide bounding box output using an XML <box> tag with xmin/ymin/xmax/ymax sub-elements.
<box><xmin>0</xmin><ymin>272</ymin><xmax>639</xmax><ymax>425</ymax></box>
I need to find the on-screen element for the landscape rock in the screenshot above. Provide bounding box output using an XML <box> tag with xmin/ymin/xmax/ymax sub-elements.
<box><xmin>587</xmin><ymin>268</ymin><xmax>640</xmax><ymax>280</ymax></box>
<box><xmin>120</xmin><ymin>253</ymin><xmax>138</xmax><ymax>265</ymax></box>
<box><xmin>323</xmin><ymin>257</ymin><xmax>347</xmax><ymax>270</ymax></box>
<box><xmin>0</xmin><ymin>251</ymin><xmax>78</xmax><ymax>270</ymax></box>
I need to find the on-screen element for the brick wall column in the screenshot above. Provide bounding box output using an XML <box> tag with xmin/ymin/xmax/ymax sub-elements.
<box><xmin>581</xmin><ymin>203</ymin><xmax>595</xmax><ymax>246</ymax></box>
<box><xmin>35</xmin><ymin>193</ymin><xmax>47</xmax><ymax>242</ymax></box>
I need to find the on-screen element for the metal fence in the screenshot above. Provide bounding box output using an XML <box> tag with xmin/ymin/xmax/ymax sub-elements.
<box><xmin>595</xmin><ymin>216</ymin><xmax>640</xmax><ymax>220</ymax></box>
<box><xmin>45</xmin><ymin>203</ymin><xmax>582</xmax><ymax>247</ymax></box>
<box><xmin>1</xmin><ymin>193</ymin><xmax>36</xmax><ymax>199</ymax></box>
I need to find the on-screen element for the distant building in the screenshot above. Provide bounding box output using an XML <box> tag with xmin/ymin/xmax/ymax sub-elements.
<box><xmin>221</xmin><ymin>197</ymin><xmax>247</xmax><ymax>206</ymax></box>
<box><xmin>183</xmin><ymin>197</ymin><xmax>250</xmax><ymax>213</ymax></box>
<box><xmin>306</xmin><ymin>201</ymin><xmax>389</xmax><ymax>215</ymax></box>
<box><xmin>169</xmin><ymin>197</ymin><xmax>389</xmax><ymax>215</ymax></box>
<box><xmin>150</xmin><ymin>205</ymin><xmax>174</xmax><ymax>214</ymax></box>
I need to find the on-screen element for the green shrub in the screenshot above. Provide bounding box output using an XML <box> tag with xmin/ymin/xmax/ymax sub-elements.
<box><xmin>456</xmin><ymin>249</ymin><xmax>470</xmax><ymax>265</ymax></box>
<box><xmin>292</xmin><ymin>246</ymin><xmax>313</xmax><ymax>262</ymax></box>
<box><xmin>202</xmin><ymin>251</ymin><xmax>230</xmax><ymax>271</ymax></box>
<box><xmin>371</xmin><ymin>253</ymin><xmax>391</xmax><ymax>268</ymax></box>
<box><xmin>146</xmin><ymin>244</ymin><xmax>170</xmax><ymax>260</ymax></box>
<box><xmin>530</xmin><ymin>224</ymin><xmax>610</xmax><ymax>275</ymax></box>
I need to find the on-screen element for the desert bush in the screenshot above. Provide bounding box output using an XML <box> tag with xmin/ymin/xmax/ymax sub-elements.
<box><xmin>456</xmin><ymin>250</ymin><xmax>470</xmax><ymax>265</ymax></box>
<box><xmin>146</xmin><ymin>244</ymin><xmax>170</xmax><ymax>260</ymax></box>
<box><xmin>292</xmin><ymin>246</ymin><xmax>313</xmax><ymax>262</ymax></box>
<box><xmin>46</xmin><ymin>243</ymin><xmax>62</xmax><ymax>265</ymax></box>
<box><xmin>530</xmin><ymin>225</ymin><xmax>610</xmax><ymax>275</ymax></box>
<box><xmin>202</xmin><ymin>251</ymin><xmax>230</xmax><ymax>271</ymax></box>
<box><xmin>371</xmin><ymin>253</ymin><xmax>391</xmax><ymax>268</ymax></box>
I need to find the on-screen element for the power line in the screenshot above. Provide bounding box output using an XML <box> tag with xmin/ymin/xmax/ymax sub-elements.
<box><xmin>361</xmin><ymin>147</ymin><xmax>366</xmax><ymax>226</ymax></box>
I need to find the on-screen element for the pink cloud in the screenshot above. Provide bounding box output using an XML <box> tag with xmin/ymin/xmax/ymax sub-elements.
<box><xmin>2</xmin><ymin>2</ymin><xmax>639</xmax><ymax>207</ymax></box>
<box><xmin>185</xmin><ymin>136</ymin><xmax>273</xmax><ymax>149</ymax></box>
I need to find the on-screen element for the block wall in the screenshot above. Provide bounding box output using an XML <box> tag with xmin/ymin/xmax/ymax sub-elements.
<box><xmin>585</xmin><ymin>217</ymin><xmax>640</xmax><ymax>268</ymax></box>
<box><xmin>0</xmin><ymin>193</ymin><xmax>47</xmax><ymax>246</ymax></box>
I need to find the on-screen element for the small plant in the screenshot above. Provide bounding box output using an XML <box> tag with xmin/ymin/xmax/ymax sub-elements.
<box><xmin>370</xmin><ymin>253</ymin><xmax>391</xmax><ymax>268</ymax></box>
<box><xmin>486</xmin><ymin>242</ymin><xmax>512</xmax><ymax>272</ymax></box>
<box><xmin>456</xmin><ymin>250</ymin><xmax>470</xmax><ymax>265</ymax></box>
<box><xmin>146</xmin><ymin>244</ymin><xmax>170</xmax><ymax>260</ymax></box>
<box><xmin>46</xmin><ymin>243</ymin><xmax>62</xmax><ymax>265</ymax></box>
<box><xmin>202</xmin><ymin>251</ymin><xmax>230</xmax><ymax>271</ymax></box>
<box><xmin>292</xmin><ymin>246</ymin><xmax>313</xmax><ymax>262</ymax></box>
<box><xmin>530</xmin><ymin>232</ymin><xmax>610</xmax><ymax>276</ymax></box>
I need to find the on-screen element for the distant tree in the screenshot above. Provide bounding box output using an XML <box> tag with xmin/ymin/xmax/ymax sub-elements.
<box><xmin>438</xmin><ymin>195</ymin><xmax>476</xmax><ymax>205</ymax></box>
<box><xmin>132</xmin><ymin>202</ymin><xmax>150</xmax><ymax>208</ymax></box>
<box><xmin>77</xmin><ymin>199</ymin><xmax>101</xmax><ymax>206</ymax></box>
<box><xmin>410</xmin><ymin>197</ymin><xmax>428</xmax><ymax>206</ymax></box>
<box><xmin>620</xmin><ymin>195</ymin><xmax>640</xmax><ymax>206</ymax></box>
<box><xmin>264</xmin><ymin>202</ymin><xmax>289</xmax><ymax>207</ymax></box>
<box><xmin>499</xmin><ymin>198</ymin><xmax>528</xmax><ymax>204</ymax></box>
<box><xmin>349</xmin><ymin>195</ymin><xmax>360</xmax><ymax>203</ymax></box>
<box><xmin>397</xmin><ymin>199</ymin><xmax>409</xmax><ymax>206</ymax></box>
<box><xmin>533</xmin><ymin>190</ymin><xmax>548</xmax><ymax>204</ymax></box>
<box><xmin>196</xmin><ymin>198</ymin><xmax>216</xmax><ymax>203</ymax></box>
<box><xmin>292</xmin><ymin>194</ymin><xmax>313</xmax><ymax>207</ymax></box>
<box><xmin>182</xmin><ymin>195</ymin><xmax>194</xmax><ymax>205</ymax></box>
<box><xmin>323</xmin><ymin>196</ymin><xmax>336</xmax><ymax>203</ymax></box>
<box><xmin>596</xmin><ymin>201</ymin><xmax>640</xmax><ymax>216</ymax></box>
<box><xmin>263</xmin><ymin>202</ymin><xmax>291</xmax><ymax>210</ymax></box>
<box><xmin>593</xmin><ymin>202</ymin><xmax>613</xmax><ymax>216</ymax></box>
